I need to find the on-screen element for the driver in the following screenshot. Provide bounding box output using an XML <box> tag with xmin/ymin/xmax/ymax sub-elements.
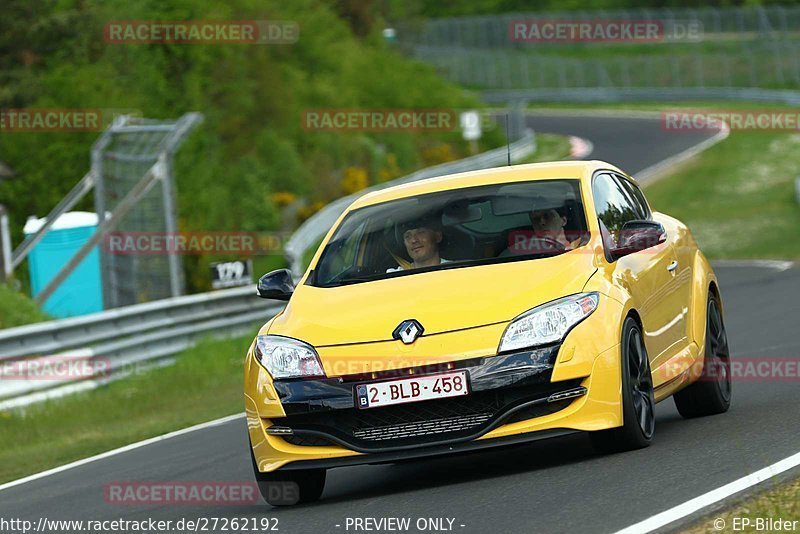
<box><xmin>529</xmin><ymin>206</ymin><xmax>581</xmax><ymax>250</ymax></box>
<box><xmin>387</xmin><ymin>217</ymin><xmax>451</xmax><ymax>272</ymax></box>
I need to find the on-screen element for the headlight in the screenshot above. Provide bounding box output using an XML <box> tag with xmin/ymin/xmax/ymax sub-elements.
<box><xmin>498</xmin><ymin>293</ymin><xmax>599</xmax><ymax>353</ymax></box>
<box><xmin>253</xmin><ymin>335</ymin><xmax>325</xmax><ymax>379</ymax></box>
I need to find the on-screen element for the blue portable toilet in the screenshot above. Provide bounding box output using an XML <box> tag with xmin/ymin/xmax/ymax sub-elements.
<box><xmin>24</xmin><ymin>211</ymin><xmax>104</xmax><ymax>318</ymax></box>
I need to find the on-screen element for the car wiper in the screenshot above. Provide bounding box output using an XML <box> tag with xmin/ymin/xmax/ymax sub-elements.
<box><xmin>333</xmin><ymin>276</ymin><xmax>380</xmax><ymax>286</ymax></box>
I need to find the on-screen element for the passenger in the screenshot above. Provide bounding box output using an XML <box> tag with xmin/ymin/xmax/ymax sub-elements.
<box><xmin>500</xmin><ymin>204</ymin><xmax>582</xmax><ymax>257</ymax></box>
<box><xmin>387</xmin><ymin>218</ymin><xmax>451</xmax><ymax>272</ymax></box>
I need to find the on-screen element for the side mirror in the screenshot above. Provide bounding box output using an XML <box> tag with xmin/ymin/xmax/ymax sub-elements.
<box><xmin>610</xmin><ymin>220</ymin><xmax>666</xmax><ymax>261</ymax></box>
<box><xmin>256</xmin><ymin>269</ymin><xmax>294</xmax><ymax>300</ymax></box>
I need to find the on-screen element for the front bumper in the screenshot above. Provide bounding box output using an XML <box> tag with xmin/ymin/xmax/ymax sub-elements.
<box><xmin>273</xmin><ymin>345</ymin><xmax>584</xmax><ymax>453</ymax></box>
<box><xmin>247</xmin><ymin>341</ymin><xmax>624</xmax><ymax>472</ymax></box>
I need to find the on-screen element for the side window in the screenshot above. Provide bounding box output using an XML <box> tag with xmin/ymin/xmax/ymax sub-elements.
<box><xmin>319</xmin><ymin>220</ymin><xmax>367</xmax><ymax>279</ymax></box>
<box><xmin>592</xmin><ymin>173</ymin><xmax>641</xmax><ymax>253</ymax></box>
<box><xmin>614</xmin><ymin>174</ymin><xmax>651</xmax><ymax>220</ymax></box>
<box><xmin>340</xmin><ymin>221</ymin><xmax>366</xmax><ymax>267</ymax></box>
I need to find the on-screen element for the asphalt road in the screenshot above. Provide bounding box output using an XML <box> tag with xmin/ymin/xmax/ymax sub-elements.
<box><xmin>2</xmin><ymin>115</ymin><xmax>797</xmax><ymax>534</ymax></box>
<box><xmin>524</xmin><ymin>111</ymin><xmax>715</xmax><ymax>177</ymax></box>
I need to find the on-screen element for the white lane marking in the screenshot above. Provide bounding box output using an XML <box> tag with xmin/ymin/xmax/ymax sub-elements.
<box><xmin>0</xmin><ymin>413</ymin><xmax>244</xmax><ymax>493</ymax></box>
<box><xmin>711</xmin><ymin>259</ymin><xmax>794</xmax><ymax>272</ymax></box>
<box><xmin>612</xmin><ymin>450</ymin><xmax>800</xmax><ymax>534</ymax></box>
<box><xmin>568</xmin><ymin>136</ymin><xmax>594</xmax><ymax>159</ymax></box>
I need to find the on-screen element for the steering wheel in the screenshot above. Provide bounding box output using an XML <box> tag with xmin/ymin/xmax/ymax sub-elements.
<box><xmin>526</xmin><ymin>236</ymin><xmax>567</xmax><ymax>254</ymax></box>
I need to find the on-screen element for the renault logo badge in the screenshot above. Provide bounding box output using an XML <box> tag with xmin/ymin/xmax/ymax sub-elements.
<box><xmin>393</xmin><ymin>319</ymin><xmax>424</xmax><ymax>344</ymax></box>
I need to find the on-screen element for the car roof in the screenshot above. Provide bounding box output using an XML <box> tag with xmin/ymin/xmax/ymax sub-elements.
<box><xmin>348</xmin><ymin>160</ymin><xmax>630</xmax><ymax>211</ymax></box>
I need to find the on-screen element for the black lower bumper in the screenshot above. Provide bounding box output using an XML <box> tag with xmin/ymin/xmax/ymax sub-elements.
<box><xmin>270</xmin><ymin>345</ymin><xmax>587</xmax><ymax>453</ymax></box>
<box><xmin>278</xmin><ymin>428</ymin><xmax>581</xmax><ymax>471</ymax></box>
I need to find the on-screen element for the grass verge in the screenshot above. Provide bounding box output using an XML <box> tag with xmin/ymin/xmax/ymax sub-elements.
<box><xmin>642</xmin><ymin>133</ymin><xmax>800</xmax><ymax>260</ymax></box>
<box><xmin>519</xmin><ymin>133</ymin><xmax>572</xmax><ymax>164</ymax></box>
<box><xmin>0</xmin><ymin>284</ymin><xmax>50</xmax><ymax>329</ymax></box>
<box><xmin>0</xmin><ymin>333</ymin><xmax>255</xmax><ymax>484</ymax></box>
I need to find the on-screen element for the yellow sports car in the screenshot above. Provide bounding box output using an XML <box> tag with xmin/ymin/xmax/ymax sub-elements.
<box><xmin>244</xmin><ymin>160</ymin><xmax>732</xmax><ymax>505</ymax></box>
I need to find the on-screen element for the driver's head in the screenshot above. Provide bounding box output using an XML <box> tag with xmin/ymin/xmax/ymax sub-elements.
<box><xmin>399</xmin><ymin>217</ymin><xmax>442</xmax><ymax>264</ymax></box>
<box><xmin>530</xmin><ymin>207</ymin><xmax>567</xmax><ymax>233</ymax></box>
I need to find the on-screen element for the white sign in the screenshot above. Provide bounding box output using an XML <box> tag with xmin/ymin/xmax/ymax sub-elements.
<box><xmin>460</xmin><ymin>111</ymin><xmax>482</xmax><ymax>141</ymax></box>
<box><xmin>211</xmin><ymin>260</ymin><xmax>252</xmax><ymax>289</ymax></box>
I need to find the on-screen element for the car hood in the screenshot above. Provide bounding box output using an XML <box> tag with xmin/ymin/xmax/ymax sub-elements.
<box><xmin>266</xmin><ymin>251</ymin><xmax>597</xmax><ymax>347</ymax></box>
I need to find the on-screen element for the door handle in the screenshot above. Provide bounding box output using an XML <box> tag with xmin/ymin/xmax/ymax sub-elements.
<box><xmin>667</xmin><ymin>260</ymin><xmax>678</xmax><ymax>272</ymax></box>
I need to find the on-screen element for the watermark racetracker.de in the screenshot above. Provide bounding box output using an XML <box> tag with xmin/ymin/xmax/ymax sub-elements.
<box><xmin>0</xmin><ymin>108</ymin><xmax>142</xmax><ymax>132</ymax></box>
<box><xmin>104</xmin><ymin>20</ymin><xmax>298</xmax><ymax>44</ymax></box>
<box><xmin>509</xmin><ymin>19</ymin><xmax>702</xmax><ymax>43</ymax></box>
<box><xmin>662</xmin><ymin>109</ymin><xmax>800</xmax><ymax>133</ymax></box>
<box><xmin>104</xmin><ymin>231</ymin><xmax>290</xmax><ymax>256</ymax></box>
<box><xmin>105</xmin><ymin>481</ymin><xmax>300</xmax><ymax>506</ymax></box>
<box><xmin>659</xmin><ymin>357</ymin><xmax>800</xmax><ymax>384</ymax></box>
<box><xmin>302</xmin><ymin>109</ymin><xmax>459</xmax><ymax>132</ymax></box>
<box><xmin>0</xmin><ymin>354</ymin><xmax>111</xmax><ymax>381</ymax></box>
<box><xmin>105</xmin><ymin>482</ymin><xmax>259</xmax><ymax>505</ymax></box>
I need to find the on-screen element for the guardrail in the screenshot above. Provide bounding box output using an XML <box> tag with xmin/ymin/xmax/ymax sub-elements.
<box><xmin>0</xmin><ymin>204</ymin><xmax>11</xmax><ymax>281</ymax></box>
<box><xmin>0</xmin><ymin>285</ymin><xmax>282</xmax><ymax>407</ymax></box>
<box><xmin>284</xmin><ymin>129</ymin><xmax>537</xmax><ymax>276</ymax></box>
<box><xmin>482</xmin><ymin>87</ymin><xmax>800</xmax><ymax>106</ymax></box>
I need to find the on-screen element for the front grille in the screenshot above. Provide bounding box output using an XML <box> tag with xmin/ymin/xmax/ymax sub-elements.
<box><xmin>353</xmin><ymin>413</ymin><xmax>493</xmax><ymax>442</ymax></box>
<box><xmin>281</xmin><ymin>379</ymin><xmax>583</xmax><ymax>451</ymax></box>
<box><xmin>352</xmin><ymin>393</ymin><xmax>501</xmax><ymax>428</ymax></box>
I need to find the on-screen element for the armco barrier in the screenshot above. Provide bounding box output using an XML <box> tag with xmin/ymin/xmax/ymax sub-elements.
<box><xmin>481</xmin><ymin>87</ymin><xmax>800</xmax><ymax>106</ymax></box>
<box><xmin>0</xmin><ymin>285</ymin><xmax>282</xmax><ymax>405</ymax></box>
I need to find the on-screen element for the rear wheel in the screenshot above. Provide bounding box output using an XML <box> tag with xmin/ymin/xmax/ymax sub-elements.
<box><xmin>673</xmin><ymin>292</ymin><xmax>732</xmax><ymax>418</ymax></box>
<box><xmin>590</xmin><ymin>317</ymin><xmax>655</xmax><ymax>454</ymax></box>
<box><xmin>250</xmin><ymin>447</ymin><xmax>326</xmax><ymax>506</ymax></box>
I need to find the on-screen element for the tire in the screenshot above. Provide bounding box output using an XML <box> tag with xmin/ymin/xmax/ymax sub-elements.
<box><xmin>590</xmin><ymin>317</ymin><xmax>655</xmax><ymax>454</ymax></box>
<box><xmin>673</xmin><ymin>292</ymin><xmax>732</xmax><ymax>418</ymax></box>
<box><xmin>250</xmin><ymin>446</ymin><xmax>326</xmax><ymax>506</ymax></box>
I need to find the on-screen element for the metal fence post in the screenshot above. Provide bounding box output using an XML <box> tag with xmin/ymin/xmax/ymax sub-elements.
<box><xmin>92</xmin><ymin>122</ymin><xmax>114</xmax><ymax>308</ymax></box>
<box><xmin>509</xmin><ymin>101</ymin><xmax>526</xmax><ymax>141</ymax></box>
<box><xmin>160</xmin><ymin>152</ymin><xmax>185</xmax><ymax>298</ymax></box>
<box><xmin>0</xmin><ymin>205</ymin><xmax>12</xmax><ymax>282</ymax></box>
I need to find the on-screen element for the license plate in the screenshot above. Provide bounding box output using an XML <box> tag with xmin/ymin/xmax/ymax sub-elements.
<box><xmin>355</xmin><ymin>370</ymin><xmax>469</xmax><ymax>409</ymax></box>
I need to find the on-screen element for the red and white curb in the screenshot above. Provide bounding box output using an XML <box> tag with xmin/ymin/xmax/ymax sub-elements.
<box><xmin>569</xmin><ymin>136</ymin><xmax>594</xmax><ymax>159</ymax></box>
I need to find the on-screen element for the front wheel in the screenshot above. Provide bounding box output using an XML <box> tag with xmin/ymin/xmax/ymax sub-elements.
<box><xmin>250</xmin><ymin>447</ymin><xmax>326</xmax><ymax>506</ymax></box>
<box><xmin>590</xmin><ymin>317</ymin><xmax>655</xmax><ymax>454</ymax></box>
<box><xmin>673</xmin><ymin>292</ymin><xmax>732</xmax><ymax>418</ymax></box>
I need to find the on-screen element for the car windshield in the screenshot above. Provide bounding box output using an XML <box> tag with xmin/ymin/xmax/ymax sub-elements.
<box><xmin>310</xmin><ymin>179</ymin><xmax>589</xmax><ymax>288</ymax></box>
